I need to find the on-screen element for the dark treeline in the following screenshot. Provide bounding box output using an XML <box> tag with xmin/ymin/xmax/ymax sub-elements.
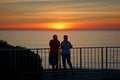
<box><xmin>0</xmin><ymin>40</ymin><xmax>43</xmax><ymax>73</ymax></box>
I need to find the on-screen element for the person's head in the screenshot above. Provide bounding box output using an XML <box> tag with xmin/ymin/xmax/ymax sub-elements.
<box><xmin>53</xmin><ymin>35</ymin><xmax>58</xmax><ymax>40</ymax></box>
<box><xmin>64</xmin><ymin>35</ymin><xmax>68</xmax><ymax>41</ymax></box>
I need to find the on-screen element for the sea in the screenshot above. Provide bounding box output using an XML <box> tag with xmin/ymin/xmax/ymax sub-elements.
<box><xmin>0</xmin><ymin>30</ymin><xmax>120</xmax><ymax>48</ymax></box>
<box><xmin>0</xmin><ymin>30</ymin><xmax>120</xmax><ymax>69</ymax></box>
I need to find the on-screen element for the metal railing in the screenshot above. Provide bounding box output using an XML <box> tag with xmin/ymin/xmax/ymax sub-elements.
<box><xmin>0</xmin><ymin>47</ymin><xmax>120</xmax><ymax>72</ymax></box>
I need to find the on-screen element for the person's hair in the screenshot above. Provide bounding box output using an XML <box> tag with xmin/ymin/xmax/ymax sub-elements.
<box><xmin>64</xmin><ymin>35</ymin><xmax>68</xmax><ymax>40</ymax></box>
<box><xmin>53</xmin><ymin>35</ymin><xmax>57</xmax><ymax>40</ymax></box>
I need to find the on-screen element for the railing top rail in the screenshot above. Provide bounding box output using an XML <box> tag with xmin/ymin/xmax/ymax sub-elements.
<box><xmin>0</xmin><ymin>48</ymin><xmax>50</xmax><ymax>50</ymax></box>
<box><xmin>105</xmin><ymin>46</ymin><xmax>120</xmax><ymax>48</ymax></box>
<box><xmin>73</xmin><ymin>47</ymin><xmax>104</xmax><ymax>49</ymax></box>
<box><xmin>0</xmin><ymin>48</ymin><xmax>30</xmax><ymax>50</ymax></box>
<box><xmin>0</xmin><ymin>46</ymin><xmax>120</xmax><ymax>50</ymax></box>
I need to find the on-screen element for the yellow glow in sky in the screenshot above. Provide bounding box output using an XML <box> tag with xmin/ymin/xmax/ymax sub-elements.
<box><xmin>49</xmin><ymin>22</ymin><xmax>70</xmax><ymax>30</ymax></box>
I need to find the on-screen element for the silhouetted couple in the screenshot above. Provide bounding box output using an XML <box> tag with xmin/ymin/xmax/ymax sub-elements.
<box><xmin>49</xmin><ymin>35</ymin><xmax>73</xmax><ymax>71</ymax></box>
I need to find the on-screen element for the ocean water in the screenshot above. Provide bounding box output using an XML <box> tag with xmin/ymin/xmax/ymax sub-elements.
<box><xmin>0</xmin><ymin>30</ymin><xmax>120</xmax><ymax>69</ymax></box>
<box><xmin>0</xmin><ymin>30</ymin><xmax>120</xmax><ymax>48</ymax></box>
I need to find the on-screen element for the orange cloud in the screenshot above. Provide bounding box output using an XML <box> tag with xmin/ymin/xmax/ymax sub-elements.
<box><xmin>1</xmin><ymin>19</ymin><xmax>120</xmax><ymax>30</ymax></box>
<box><xmin>0</xmin><ymin>0</ymin><xmax>120</xmax><ymax>30</ymax></box>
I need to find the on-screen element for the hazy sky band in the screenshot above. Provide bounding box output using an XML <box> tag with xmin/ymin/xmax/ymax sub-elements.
<box><xmin>0</xmin><ymin>0</ymin><xmax>120</xmax><ymax>29</ymax></box>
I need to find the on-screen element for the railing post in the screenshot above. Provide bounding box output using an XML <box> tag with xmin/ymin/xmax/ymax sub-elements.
<box><xmin>36</xmin><ymin>49</ymin><xmax>39</xmax><ymax>72</ymax></box>
<box><xmin>117</xmin><ymin>48</ymin><xmax>119</xmax><ymax>69</ymax></box>
<box><xmin>80</xmin><ymin>48</ymin><xmax>82</xmax><ymax>69</ymax></box>
<box><xmin>101</xmin><ymin>47</ymin><xmax>104</xmax><ymax>70</ymax></box>
<box><xmin>106</xmin><ymin>47</ymin><xmax>108</xmax><ymax>70</ymax></box>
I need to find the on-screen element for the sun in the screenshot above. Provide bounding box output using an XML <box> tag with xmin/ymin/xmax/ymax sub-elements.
<box><xmin>50</xmin><ymin>22</ymin><xmax>69</xmax><ymax>30</ymax></box>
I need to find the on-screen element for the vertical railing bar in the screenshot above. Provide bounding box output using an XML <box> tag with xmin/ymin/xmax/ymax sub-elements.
<box><xmin>91</xmin><ymin>48</ymin><xmax>92</xmax><ymax>69</ymax></box>
<box><xmin>99</xmin><ymin>48</ymin><xmax>101</xmax><ymax>69</ymax></box>
<box><xmin>47</xmin><ymin>49</ymin><xmax>49</xmax><ymax>69</ymax></box>
<box><xmin>111</xmin><ymin>47</ymin><xmax>113</xmax><ymax>70</ymax></box>
<box><xmin>94</xmin><ymin>48</ymin><xmax>96</xmax><ymax>69</ymax></box>
<box><xmin>101</xmin><ymin>47</ymin><xmax>103</xmax><ymax>70</ymax></box>
<box><xmin>76</xmin><ymin>48</ymin><xmax>78</xmax><ymax>68</ymax></box>
<box><xmin>72</xmin><ymin>48</ymin><xmax>73</xmax><ymax>68</ymax></box>
<box><xmin>40</xmin><ymin>49</ymin><xmax>43</xmax><ymax>69</ymax></box>
<box><xmin>73</xmin><ymin>48</ymin><xmax>75</xmax><ymax>68</ymax></box>
<box><xmin>113</xmin><ymin>48</ymin><xmax>114</xmax><ymax>69</ymax></box>
<box><xmin>98</xmin><ymin>48</ymin><xmax>99</xmax><ymax>69</ymax></box>
<box><xmin>117</xmin><ymin>48</ymin><xmax>118</xmax><ymax>69</ymax></box>
<box><xmin>48</xmin><ymin>48</ymin><xmax>51</xmax><ymax>69</ymax></box>
<box><xmin>78</xmin><ymin>48</ymin><xmax>79</xmax><ymax>68</ymax></box>
<box><xmin>118</xmin><ymin>47</ymin><xmax>120</xmax><ymax>70</ymax></box>
<box><xmin>43</xmin><ymin>49</ymin><xmax>45</xmax><ymax>69</ymax></box>
<box><xmin>88</xmin><ymin>48</ymin><xmax>90</xmax><ymax>69</ymax></box>
<box><xmin>72</xmin><ymin>48</ymin><xmax>74</xmax><ymax>68</ymax></box>
<box><xmin>87</xmin><ymin>48</ymin><xmax>89</xmax><ymax>69</ymax></box>
<box><xmin>106</xmin><ymin>47</ymin><xmax>108</xmax><ymax>70</ymax></box>
<box><xmin>110</xmin><ymin>48</ymin><xmax>111</xmax><ymax>69</ymax></box>
<box><xmin>108</xmin><ymin>47</ymin><xmax>109</xmax><ymax>70</ymax></box>
<box><xmin>83</xmin><ymin>48</ymin><xmax>85</xmax><ymax>69</ymax></box>
<box><xmin>44</xmin><ymin>49</ymin><xmax>47</xmax><ymax>69</ymax></box>
<box><xmin>44</xmin><ymin>49</ymin><xmax>46</xmax><ymax>69</ymax></box>
<box><xmin>89</xmin><ymin>48</ymin><xmax>90</xmax><ymax>69</ymax></box>
<box><xmin>111</xmin><ymin>48</ymin><xmax>112</xmax><ymax>69</ymax></box>
<box><xmin>45</xmin><ymin>49</ymin><xmax>48</xmax><ymax>69</ymax></box>
<box><xmin>80</xmin><ymin>48</ymin><xmax>82</xmax><ymax>69</ymax></box>
<box><xmin>85</xmin><ymin>48</ymin><xmax>86</xmax><ymax>69</ymax></box>
<box><xmin>75</xmin><ymin>48</ymin><xmax>76</xmax><ymax>68</ymax></box>
<box><xmin>78</xmin><ymin>48</ymin><xmax>80</xmax><ymax>68</ymax></box>
<box><xmin>36</xmin><ymin>49</ymin><xmax>39</xmax><ymax>72</ymax></box>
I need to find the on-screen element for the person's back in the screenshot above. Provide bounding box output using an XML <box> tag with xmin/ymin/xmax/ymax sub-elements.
<box><xmin>49</xmin><ymin>39</ymin><xmax>60</xmax><ymax>54</ymax></box>
<box><xmin>49</xmin><ymin>35</ymin><xmax>60</xmax><ymax>70</ymax></box>
<box><xmin>61</xmin><ymin>40</ymin><xmax>72</xmax><ymax>55</ymax></box>
<box><xmin>61</xmin><ymin>35</ymin><xmax>73</xmax><ymax>70</ymax></box>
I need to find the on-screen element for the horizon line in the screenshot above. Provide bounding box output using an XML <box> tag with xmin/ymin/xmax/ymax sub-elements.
<box><xmin>0</xmin><ymin>28</ymin><xmax>120</xmax><ymax>31</ymax></box>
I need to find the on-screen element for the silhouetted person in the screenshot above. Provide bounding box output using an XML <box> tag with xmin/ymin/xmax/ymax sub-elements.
<box><xmin>49</xmin><ymin>35</ymin><xmax>60</xmax><ymax>70</ymax></box>
<box><xmin>61</xmin><ymin>35</ymin><xmax>73</xmax><ymax>71</ymax></box>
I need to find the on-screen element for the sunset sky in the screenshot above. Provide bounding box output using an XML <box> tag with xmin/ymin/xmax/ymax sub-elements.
<box><xmin>0</xmin><ymin>0</ymin><xmax>120</xmax><ymax>30</ymax></box>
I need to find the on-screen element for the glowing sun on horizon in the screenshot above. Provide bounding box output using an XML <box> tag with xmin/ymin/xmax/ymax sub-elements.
<box><xmin>50</xmin><ymin>22</ymin><xmax>70</xmax><ymax>30</ymax></box>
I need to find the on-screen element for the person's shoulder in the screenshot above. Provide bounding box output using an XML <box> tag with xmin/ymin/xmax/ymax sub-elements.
<box><xmin>50</xmin><ymin>39</ymin><xmax>53</xmax><ymax>41</ymax></box>
<box><xmin>57</xmin><ymin>40</ymin><xmax>60</xmax><ymax>44</ymax></box>
<box><xmin>58</xmin><ymin>40</ymin><xmax>60</xmax><ymax>42</ymax></box>
<box><xmin>67</xmin><ymin>41</ymin><xmax>71</xmax><ymax>43</ymax></box>
<box><xmin>61</xmin><ymin>41</ymin><xmax>64</xmax><ymax>44</ymax></box>
<box><xmin>49</xmin><ymin>39</ymin><xmax>54</xmax><ymax>42</ymax></box>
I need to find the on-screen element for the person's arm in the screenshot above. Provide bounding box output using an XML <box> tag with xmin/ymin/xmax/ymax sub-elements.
<box><xmin>58</xmin><ymin>41</ymin><xmax>60</xmax><ymax>48</ymax></box>
<box><xmin>69</xmin><ymin>42</ymin><xmax>73</xmax><ymax>48</ymax></box>
<box><xmin>60</xmin><ymin>42</ymin><xmax>63</xmax><ymax>49</ymax></box>
<box><xmin>49</xmin><ymin>40</ymin><xmax>52</xmax><ymax>48</ymax></box>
